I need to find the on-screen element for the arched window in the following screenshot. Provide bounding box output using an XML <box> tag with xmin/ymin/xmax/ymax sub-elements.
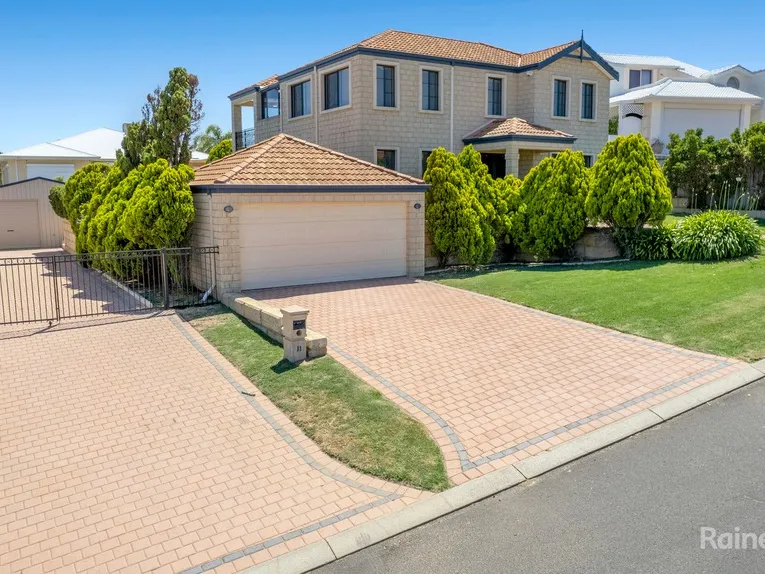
<box><xmin>727</xmin><ymin>76</ymin><xmax>740</xmax><ymax>89</ymax></box>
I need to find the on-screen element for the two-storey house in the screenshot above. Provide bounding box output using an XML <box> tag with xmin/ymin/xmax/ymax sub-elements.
<box><xmin>229</xmin><ymin>30</ymin><xmax>618</xmax><ymax>179</ymax></box>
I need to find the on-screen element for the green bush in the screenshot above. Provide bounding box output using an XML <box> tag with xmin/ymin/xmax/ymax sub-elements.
<box><xmin>61</xmin><ymin>163</ymin><xmax>111</xmax><ymax>235</ymax></box>
<box><xmin>587</xmin><ymin>134</ymin><xmax>672</xmax><ymax>231</ymax></box>
<box><xmin>48</xmin><ymin>185</ymin><xmax>67</xmax><ymax>219</ymax></box>
<box><xmin>512</xmin><ymin>150</ymin><xmax>589</xmax><ymax>257</ymax></box>
<box><xmin>424</xmin><ymin>147</ymin><xmax>494</xmax><ymax>266</ymax></box>
<box><xmin>206</xmin><ymin>139</ymin><xmax>233</xmax><ymax>163</ymax></box>
<box><xmin>673</xmin><ymin>211</ymin><xmax>762</xmax><ymax>260</ymax></box>
<box><xmin>121</xmin><ymin>160</ymin><xmax>196</xmax><ymax>249</ymax></box>
<box><xmin>614</xmin><ymin>226</ymin><xmax>675</xmax><ymax>260</ymax></box>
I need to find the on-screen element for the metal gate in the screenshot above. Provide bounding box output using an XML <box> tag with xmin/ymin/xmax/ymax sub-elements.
<box><xmin>0</xmin><ymin>247</ymin><xmax>218</xmax><ymax>326</ymax></box>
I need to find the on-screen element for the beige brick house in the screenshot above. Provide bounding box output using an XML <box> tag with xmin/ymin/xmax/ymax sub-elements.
<box><xmin>229</xmin><ymin>30</ymin><xmax>618</xmax><ymax>179</ymax></box>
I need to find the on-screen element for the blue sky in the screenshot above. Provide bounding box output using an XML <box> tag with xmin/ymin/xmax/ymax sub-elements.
<box><xmin>1</xmin><ymin>0</ymin><xmax>763</xmax><ymax>152</ymax></box>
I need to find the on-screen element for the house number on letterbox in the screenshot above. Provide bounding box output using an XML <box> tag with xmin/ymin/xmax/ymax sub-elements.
<box><xmin>293</xmin><ymin>320</ymin><xmax>306</xmax><ymax>330</ymax></box>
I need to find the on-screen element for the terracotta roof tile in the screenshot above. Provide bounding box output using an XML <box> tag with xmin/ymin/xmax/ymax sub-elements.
<box><xmin>464</xmin><ymin>118</ymin><xmax>574</xmax><ymax>140</ymax></box>
<box><xmin>192</xmin><ymin>134</ymin><xmax>425</xmax><ymax>186</ymax></box>
<box><xmin>235</xmin><ymin>31</ymin><xmax>581</xmax><ymax>97</ymax></box>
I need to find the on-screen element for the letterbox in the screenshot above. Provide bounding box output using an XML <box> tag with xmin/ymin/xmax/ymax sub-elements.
<box><xmin>280</xmin><ymin>305</ymin><xmax>310</xmax><ymax>363</ymax></box>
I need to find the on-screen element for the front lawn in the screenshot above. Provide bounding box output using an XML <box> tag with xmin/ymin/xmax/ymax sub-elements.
<box><xmin>180</xmin><ymin>306</ymin><xmax>449</xmax><ymax>492</ymax></box>
<box><xmin>435</xmin><ymin>258</ymin><xmax>765</xmax><ymax>361</ymax></box>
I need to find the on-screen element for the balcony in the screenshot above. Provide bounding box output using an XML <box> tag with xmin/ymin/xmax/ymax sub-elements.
<box><xmin>234</xmin><ymin>128</ymin><xmax>255</xmax><ymax>150</ymax></box>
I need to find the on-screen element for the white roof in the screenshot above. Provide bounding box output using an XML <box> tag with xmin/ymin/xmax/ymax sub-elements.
<box><xmin>1</xmin><ymin>127</ymin><xmax>208</xmax><ymax>162</ymax></box>
<box><xmin>610</xmin><ymin>78</ymin><xmax>763</xmax><ymax>104</ymax></box>
<box><xmin>601</xmin><ymin>53</ymin><xmax>709</xmax><ymax>79</ymax></box>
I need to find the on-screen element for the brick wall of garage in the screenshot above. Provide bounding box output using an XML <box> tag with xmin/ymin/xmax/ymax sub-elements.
<box><xmin>190</xmin><ymin>190</ymin><xmax>425</xmax><ymax>293</ymax></box>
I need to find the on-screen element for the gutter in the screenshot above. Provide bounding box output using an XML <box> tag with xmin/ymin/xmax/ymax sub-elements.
<box><xmin>190</xmin><ymin>184</ymin><xmax>428</xmax><ymax>194</ymax></box>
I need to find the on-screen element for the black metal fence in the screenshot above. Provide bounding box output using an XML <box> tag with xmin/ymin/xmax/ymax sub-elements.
<box><xmin>0</xmin><ymin>247</ymin><xmax>218</xmax><ymax>326</ymax></box>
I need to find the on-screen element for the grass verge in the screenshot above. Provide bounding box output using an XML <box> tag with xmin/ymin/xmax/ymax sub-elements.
<box><xmin>179</xmin><ymin>305</ymin><xmax>449</xmax><ymax>492</ymax></box>
<box><xmin>434</xmin><ymin>258</ymin><xmax>765</xmax><ymax>361</ymax></box>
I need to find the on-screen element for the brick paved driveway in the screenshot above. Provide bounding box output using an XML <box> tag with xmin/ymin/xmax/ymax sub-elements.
<box><xmin>0</xmin><ymin>314</ymin><xmax>425</xmax><ymax>574</ymax></box>
<box><xmin>252</xmin><ymin>278</ymin><xmax>747</xmax><ymax>484</ymax></box>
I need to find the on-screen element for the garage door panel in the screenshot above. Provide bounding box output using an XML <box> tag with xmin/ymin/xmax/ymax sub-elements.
<box><xmin>241</xmin><ymin>219</ymin><xmax>406</xmax><ymax>248</ymax></box>
<box><xmin>662</xmin><ymin>108</ymin><xmax>741</xmax><ymax>142</ymax></box>
<box><xmin>0</xmin><ymin>201</ymin><xmax>40</xmax><ymax>249</ymax></box>
<box><xmin>240</xmin><ymin>202</ymin><xmax>408</xmax><ymax>289</ymax></box>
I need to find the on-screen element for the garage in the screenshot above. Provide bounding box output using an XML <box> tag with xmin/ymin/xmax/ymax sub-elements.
<box><xmin>0</xmin><ymin>201</ymin><xmax>40</xmax><ymax>249</ymax></box>
<box><xmin>662</xmin><ymin>106</ymin><xmax>743</xmax><ymax>141</ymax></box>
<box><xmin>0</xmin><ymin>177</ymin><xmax>63</xmax><ymax>250</ymax></box>
<box><xmin>239</xmin><ymin>202</ymin><xmax>407</xmax><ymax>289</ymax></box>
<box><xmin>189</xmin><ymin>133</ymin><xmax>426</xmax><ymax>293</ymax></box>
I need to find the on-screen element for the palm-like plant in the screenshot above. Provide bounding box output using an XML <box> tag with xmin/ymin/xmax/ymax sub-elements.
<box><xmin>193</xmin><ymin>124</ymin><xmax>232</xmax><ymax>153</ymax></box>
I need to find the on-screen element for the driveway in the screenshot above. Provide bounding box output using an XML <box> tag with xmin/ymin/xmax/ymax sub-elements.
<box><xmin>251</xmin><ymin>278</ymin><xmax>746</xmax><ymax>483</ymax></box>
<box><xmin>0</xmin><ymin>313</ymin><xmax>425</xmax><ymax>573</ymax></box>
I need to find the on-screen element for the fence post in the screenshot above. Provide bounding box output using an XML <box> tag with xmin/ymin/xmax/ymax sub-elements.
<box><xmin>160</xmin><ymin>248</ymin><xmax>169</xmax><ymax>309</ymax></box>
<box><xmin>51</xmin><ymin>255</ymin><xmax>61</xmax><ymax>323</ymax></box>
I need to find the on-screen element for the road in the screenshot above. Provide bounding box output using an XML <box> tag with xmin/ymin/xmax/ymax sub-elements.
<box><xmin>315</xmin><ymin>379</ymin><xmax>765</xmax><ymax>574</ymax></box>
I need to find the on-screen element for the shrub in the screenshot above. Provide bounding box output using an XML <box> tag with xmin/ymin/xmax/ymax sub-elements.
<box><xmin>512</xmin><ymin>150</ymin><xmax>589</xmax><ymax>257</ymax></box>
<box><xmin>48</xmin><ymin>185</ymin><xmax>67</xmax><ymax>219</ymax></box>
<box><xmin>61</xmin><ymin>163</ymin><xmax>111</xmax><ymax>234</ymax></box>
<box><xmin>614</xmin><ymin>226</ymin><xmax>675</xmax><ymax>260</ymax></box>
<box><xmin>424</xmin><ymin>147</ymin><xmax>494</xmax><ymax>266</ymax></box>
<box><xmin>206</xmin><ymin>139</ymin><xmax>233</xmax><ymax>163</ymax></box>
<box><xmin>121</xmin><ymin>160</ymin><xmax>196</xmax><ymax>249</ymax></box>
<box><xmin>673</xmin><ymin>211</ymin><xmax>762</xmax><ymax>260</ymax></box>
<box><xmin>587</xmin><ymin>134</ymin><xmax>672</xmax><ymax>231</ymax></box>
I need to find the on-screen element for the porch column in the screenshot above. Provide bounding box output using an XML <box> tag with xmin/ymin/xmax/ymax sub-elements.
<box><xmin>504</xmin><ymin>148</ymin><xmax>520</xmax><ymax>178</ymax></box>
<box><xmin>231</xmin><ymin>103</ymin><xmax>243</xmax><ymax>150</ymax></box>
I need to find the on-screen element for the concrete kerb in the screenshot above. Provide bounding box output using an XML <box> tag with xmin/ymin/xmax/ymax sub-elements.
<box><xmin>238</xmin><ymin>363</ymin><xmax>764</xmax><ymax>574</ymax></box>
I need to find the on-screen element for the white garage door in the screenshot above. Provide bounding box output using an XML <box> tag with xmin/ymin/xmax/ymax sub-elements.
<box><xmin>26</xmin><ymin>163</ymin><xmax>76</xmax><ymax>181</ymax></box>
<box><xmin>0</xmin><ymin>201</ymin><xmax>40</xmax><ymax>249</ymax></box>
<box><xmin>662</xmin><ymin>107</ymin><xmax>742</xmax><ymax>142</ymax></box>
<box><xmin>240</xmin><ymin>202</ymin><xmax>407</xmax><ymax>289</ymax></box>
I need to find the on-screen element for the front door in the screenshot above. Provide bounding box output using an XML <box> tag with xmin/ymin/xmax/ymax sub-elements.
<box><xmin>480</xmin><ymin>153</ymin><xmax>506</xmax><ymax>179</ymax></box>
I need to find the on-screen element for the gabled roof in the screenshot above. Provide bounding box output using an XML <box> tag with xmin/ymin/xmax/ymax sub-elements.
<box><xmin>601</xmin><ymin>54</ymin><xmax>709</xmax><ymax>78</ymax></box>
<box><xmin>609</xmin><ymin>78</ymin><xmax>763</xmax><ymax>104</ymax></box>
<box><xmin>703</xmin><ymin>64</ymin><xmax>765</xmax><ymax>78</ymax></box>
<box><xmin>463</xmin><ymin>118</ymin><xmax>575</xmax><ymax>144</ymax></box>
<box><xmin>230</xmin><ymin>30</ymin><xmax>617</xmax><ymax>99</ymax></box>
<box><xmin>191</xmin><ymin>133</ymin><xmax>425</xmax><ymax>187</ymax></box>
<box><xmin>0</xmin><ymin>127</ymin><xmax>208</xmax><ymax>162</ymax></box>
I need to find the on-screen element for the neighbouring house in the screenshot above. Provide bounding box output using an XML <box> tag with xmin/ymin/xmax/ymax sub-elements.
<box><xmin>0</xmin><ymin>177</ymin><xmax>64</xmax><ymax>249</ymax></box>
<box><xmin>0</xmin><ymin>127</ymin><xmax>209</xmax><ymax>184</ymax></box>
<box><xmin>602</xmin><ymin>54</ymin><xmax>764</xmax><ymax>154</ymax></box>
<box><xmin>189</xmin><ymin>133</ymin><xmax>427</xmax><ymax>291</ymax></box>
<box><xmin>228</xmin><ymin>30</ymin><xmax>618</xmax><ymax>179</ymax></box>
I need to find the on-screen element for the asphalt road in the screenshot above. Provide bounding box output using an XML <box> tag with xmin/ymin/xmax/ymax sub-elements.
<box><xmin>315</xmin><ymin>379</ymin><xmax>765</xmax><ymax>574</ymax></box>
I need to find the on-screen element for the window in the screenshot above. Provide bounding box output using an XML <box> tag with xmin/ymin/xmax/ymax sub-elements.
<box><xmin>421</xmin><ymin>150</ymin><xmax>432</xmax><ymax>176</ymax></box>
<box><xmin>376</xmin><ymin>65</ymin><xmax>396</xmax><ymax>108</ymax></box>
<box><xmin>727</xmin><ymin>76</ymin><xmax>740</xmax><ymax>89</ymax></box>
<box><xmin>376</xmin><ymin>149</ymin><xmax>396</xmax><ymax>170</ymax></box>
<box><xmin>324</xmin><ymin>68</ymin><xmax>349</xmax><ymax>110</ymax></box>
<box><xmin>422</xmin><ymin>70</ymin><xmax>440</xmax><ymax>111</ymax></box>
<box><xmin>583</xmin><ymin>155</ymin><xmax>593</xmax><ymax>168</ymax></box>
<box><xmin>553</xmin><ymin>79</ymin><xmax>568</xmax><ymax>117</ymax></box>
<box><xmin>290</xmin><ymin>80</ymin><xmax>311</xmax><ymax>118</ymax></box>
<box><xmin>581</xmin><ymin>82</ymin><xmax>595</xmax><ymax>120</ymax></box>
<box><xmin>629</xmin><ymin>69</ymin><xmax>653</xmax><ymax>89</ymax></box>
<box><xmin>487</xmin><ymin>77</ymin><xmax>503</xmax><ymax>116</ymax></box>
<box><xmin>260</xmin><ymin>88</ymin><xmax>279</xmax><ymax>119</ymax></box>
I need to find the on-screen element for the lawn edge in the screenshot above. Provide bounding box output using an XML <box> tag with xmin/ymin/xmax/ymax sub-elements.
<box><xmin>239</xmin><ymin>364</ymin><xmax>765</xmax><ymax>574</ymax></box>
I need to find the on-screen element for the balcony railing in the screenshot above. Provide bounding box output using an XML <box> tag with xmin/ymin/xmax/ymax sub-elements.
<box><xmin>234</xmin><ymin>128</ymin><xmax>256</xmax><ymax>150</ymax></box>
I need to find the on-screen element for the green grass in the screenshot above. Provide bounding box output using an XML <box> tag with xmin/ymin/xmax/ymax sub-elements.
<box><xmin>435</xmin><ymin>258</ymin><xmax>765</xmax><ymax>361</ymax></box>
<box><xmin>180</xmin><ymin>306</ymin><xmax>449</xmax><ymax>492</ymax></box>
<box><xmin>664</xmin><ymin>212</ymin><xmax>765</xmax><ymax>230</ymax></box>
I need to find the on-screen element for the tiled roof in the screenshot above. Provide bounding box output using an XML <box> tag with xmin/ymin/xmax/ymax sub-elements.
<box><xmin>191</xmin><ymin>133</ymin><xmax>425</xmax><ymax>186</ymax></box>
<box><xmin>464</xmin><ymin>118</ymin><xmax>574</xmax><ymax>141</ymax></box>
<box><xmin>610</xmin><ymin>78</ymin><xmax>763</xmax><ymax>104</ymax></box>
<box><xmin>230</xmin><ymin>31</ymin><xmax>592</xmax><ymax>98</ymax></box>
